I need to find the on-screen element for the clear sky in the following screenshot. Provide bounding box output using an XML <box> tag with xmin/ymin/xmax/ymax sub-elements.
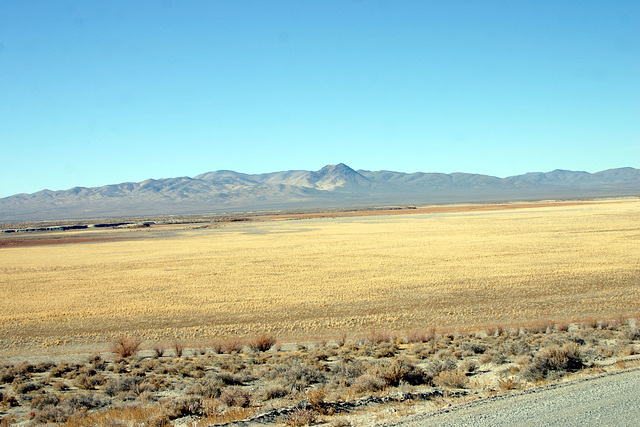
<box><xmin>1</xmin><ymin>0</ymin><xmax>638</xmax><ymax>198</ymax></box>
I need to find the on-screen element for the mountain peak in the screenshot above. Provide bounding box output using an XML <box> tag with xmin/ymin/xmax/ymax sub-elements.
<box><xmin>313</xmin><ymin>163</ymin><xmax>370</xmax><ymax>190</ymax></box>
<box><xmin>318</xmin><ymin>163</ymin><xmax>356</xmax><ymax>175</ymax></box>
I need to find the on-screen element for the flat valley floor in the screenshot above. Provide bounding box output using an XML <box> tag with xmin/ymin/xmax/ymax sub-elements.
<box><xmin>1</xmin><ymin>199</ymin><xmax>639</xmax><ymax>358</ymax></box>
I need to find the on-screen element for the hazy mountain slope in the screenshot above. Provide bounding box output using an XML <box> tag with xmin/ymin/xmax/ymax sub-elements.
<box><xmin>507</xmin><ymin>167</ymin><xmax>640</xmax><ymax>185</ymax></box>
<box><xmin>1</xmin><ymin>164</ymin><xmax>639</xmax><ymax>222</ymax></box>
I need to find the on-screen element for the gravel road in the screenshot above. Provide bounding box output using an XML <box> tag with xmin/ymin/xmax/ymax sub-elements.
<box><xmin>379</xmin><ymin>368</ymin><xmax>640</xmax><ymax>427</ymax></box>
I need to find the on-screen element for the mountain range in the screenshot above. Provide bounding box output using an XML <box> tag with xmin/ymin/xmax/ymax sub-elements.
<box><xmin>2</xmin><ymin>164</ymin><xmax>639</xmax><ymax>222</ymax></box>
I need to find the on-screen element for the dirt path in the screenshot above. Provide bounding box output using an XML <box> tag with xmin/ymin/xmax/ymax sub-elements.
<box><xmin>379</xmin><ymin>368</ymin><xmax>640</xmax><ymax>427</ymax></box>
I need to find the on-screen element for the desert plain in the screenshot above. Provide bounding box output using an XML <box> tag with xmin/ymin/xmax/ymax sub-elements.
<box><xmin>1</xmin><ymin>199</ymin><xmax>639</xmax><ymax>358</ymax></box>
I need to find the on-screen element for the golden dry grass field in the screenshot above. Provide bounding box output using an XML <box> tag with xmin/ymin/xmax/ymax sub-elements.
<box><xmin>1</xmin><ymin>199</ymin><xmax>639</xmax><ymax>357</ymax></box>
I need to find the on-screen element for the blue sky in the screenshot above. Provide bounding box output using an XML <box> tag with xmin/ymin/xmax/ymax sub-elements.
<box><xmin>1</xmin><ymin>0</ymin><xmax>638</xmax><ymax>198</ymax></box>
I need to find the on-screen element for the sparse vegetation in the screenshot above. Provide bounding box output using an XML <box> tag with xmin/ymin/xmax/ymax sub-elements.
<box><xmin>0</xmin><ymin>317</ymin><xmax>638</xmax><ymax>424</ymax></box>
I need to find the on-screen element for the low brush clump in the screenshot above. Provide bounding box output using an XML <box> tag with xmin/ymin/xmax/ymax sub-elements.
<box><xmin>521</xmin><ymin>343</ymin><xmax>584</xmax><ymax>381</ymax></box>
<box><xmin>248</xmin><ymin>334</ymin><xmax>277</xmax><ymax>352</ymax></box>
<box><xmin>111</xmin><ymin>336</ymin><xmax>141</xmax><ymax>359</ymax></box>
<box><xmin>1</xmin><ymin>318</ymin><xmax>639</xmax><ymax>425</ymax></box>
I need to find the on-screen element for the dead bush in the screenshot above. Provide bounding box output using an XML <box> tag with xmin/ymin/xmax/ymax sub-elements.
<box><xmin>461</xmin><ymin>341</ymin><xmax>487</xmax><ymax>354</ymax></box>
<box><xmin>460</xmin><ymin>360</ymin><xmax>478</xmax><ymax>373</ymax></box>
<box><xmin>153</xmin><ymin>343</ymin><xmax>166</xmax><ymax>358</ymax></box>
<box><xmin>269</xmin><ymin>360</ymin><xmax>324</xmax><ymax>391</ymax></box>
<box><xmin>351</xmin><ymin>373</ymin><xmax>387</xmax><ymax>393</ymax></box>
<box><xmin>310</xmin><ymin>347</ymin><xmax>337</xmax><ymax>361</ymax></box>
<box><xmin>173</xmin><ymin>341</ymin><xmax>184</xmax><ymax>357</ymax></box>
<box><xmin>216</xmin><ymin>371</ymin><xmax>246</xmax><ymax>386</ymax></box>
<box><xmin>29</xmin><ymin>393</ymin><xmax>60</xmax><ymax>410</ymax></box>
<box><xmin>61</xmin><ymin>393</ymin><xmax>111</xmax><ymax>412</ymax></box>
<box><xmin>30</xmin><ymin>406</ymin><xmax>69</xmax><ymax>424</ymax></box>
<box><xmin>331</xmin><ymin>358</ymin><xmax>365</xmax><ymax>379</ymax></box>
<box><xmin>497</xmin><ymin>377</ymin><xmax>519</xmax><ymax>391</ymax></box>
<box><xmin>433</xmin><ymin>369</ymin><xmax>468</xmax><ymax>389</ymax></box>
<box><xmin>2</xmin><ymin>393</ymin><xmax>19</xmax><ymax>407</ymax></box>
<box><xmin>374</xmin><ymin>342</ymin><xmax>399</xmax><ymax>358</ymax></box>
<box><xmin>112</xmin><ymin>336</ymin><xmax>141</xmax><ymax>358</ymax></box>
<box><xmin>187</xmin><ymin>374</ymin><xmax>225</xmax><ymax>398</ymax></box>
<box><xmin>424</xmin><ymin>356</ymin><xmax>457</xmax><ymax>378</ymax></box>
<box><xmin>161</xmin><ymin>396</ymin><xmax>204</xmax><ymax>419</ymax></box>
<box><xmin>14</xmin><ymin>381</ymin><xmax>42</xmax><ymax>395</ymax></box>
<box><xmin>102</xmin><ymin>376</ymin><xmax>153</xmax><ymax>397</ymax></box>
<box><xmin>337</xmin><ymin>333</ymin><xmax>347</xmax><ymax>347</ymax></box>
<box><xmin>1</xmin><ymin>366</ymin><xmax>25</xmax><ymax>384</ymax></box>
<box><xmin>371</xmin><ymin>358</ymin><xmax>428</xmax><ymax>387</ymax></box>
<box><xmin>219</xmin><ymin>386</ymin><xmax>251</xmax><ymax>407</ymax></box>
<box><xmin>621</xmin><ymin>345</ymin><xmax>637</xmax><ymax>357</ymax></box>
<box><xmin>521</xmin><ymin>343</ymin><xmax>584</xmax><ymax>381</ymax></box>
<box><xmin>504</xmin><ymin>340</ymin><xmax>532</xmax><ymax>356</ymax></box>
<box><xmin>249</xmin><ymin>334</ymin><xmax>277</xmax><ymax>352</ymax></box>
<box><xmin>52</xmin><ymin>381</ymin><xmax>69</xmax><ymax>392</ymax></box>
<box><xmin>406</xmin><ymin>328</ymin><xmax>435</xmax><ymax>343</ymax></box>
<box><xmin>490</xmin><ymin>352</ymin><xmax>508</xmax><ymax>365</ymax></box>
<box><xmin>211</xmin><ymin>340</ymin><xmax>225</xmax><ymax>354</ymax></box>
<box><xmin>199</xmin><ymin>406</ymin><xmax>256</xmax><ymax>425</ymax></box>
<box><xmin>306</xmin><ymin>387</ymin><xmax>326</xmax><ymax>413</ymax></box>
<box><xmin>624</xmin><ymin>327</ymin><xmax>640</xmax><ymax>340</ymax></box>
<box><xmin>478</xmin><ymin>354</ymin><xmax>493</xmax><ymax>364</ymax></box>
<box><xmin>260</xmin><ymin>383</ymin><xmax>290</xmax><ymax>401</ymax></box>
<box><xmin>367</xmin><ymin>330</ymin><xmax>393</xmax><ymax>344</ymax></box>
<box><xmin>283</xmin><ymin>409</ymin><xmax>316</xmax><ymax>426</ymax></box>
<box><xmin>74</xmin><ymin>373</ymin><xmax>106</xmax><ymax>390</ymax></box>
<box><xmin>218</xmin><ymin>337</ymin><xmax>244</xmax><ymax>354</ymax></box>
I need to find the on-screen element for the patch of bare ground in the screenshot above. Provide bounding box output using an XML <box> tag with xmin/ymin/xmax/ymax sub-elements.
<box><xmin>0</xmin><ymin>316</ymin><xmax>639</xmax><ymax>425</ymax></box>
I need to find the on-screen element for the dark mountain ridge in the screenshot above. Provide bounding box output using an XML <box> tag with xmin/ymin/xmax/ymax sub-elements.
<box><xmin>1</xmin><ymin>164</ymin><xmax>639</xmax><ymax>222</ymax></box>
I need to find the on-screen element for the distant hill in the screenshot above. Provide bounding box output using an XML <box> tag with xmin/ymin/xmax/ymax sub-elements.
<box><xmin>1</xmin><ymin>164</ymin><xmax>639</xmax><ymax>222</ymax></box>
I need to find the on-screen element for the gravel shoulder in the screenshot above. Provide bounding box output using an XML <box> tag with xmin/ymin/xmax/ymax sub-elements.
<box><xmin>379</xmin><ymin>367</ymin><xmax>640</xmax><ymax>427</ymax></box>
